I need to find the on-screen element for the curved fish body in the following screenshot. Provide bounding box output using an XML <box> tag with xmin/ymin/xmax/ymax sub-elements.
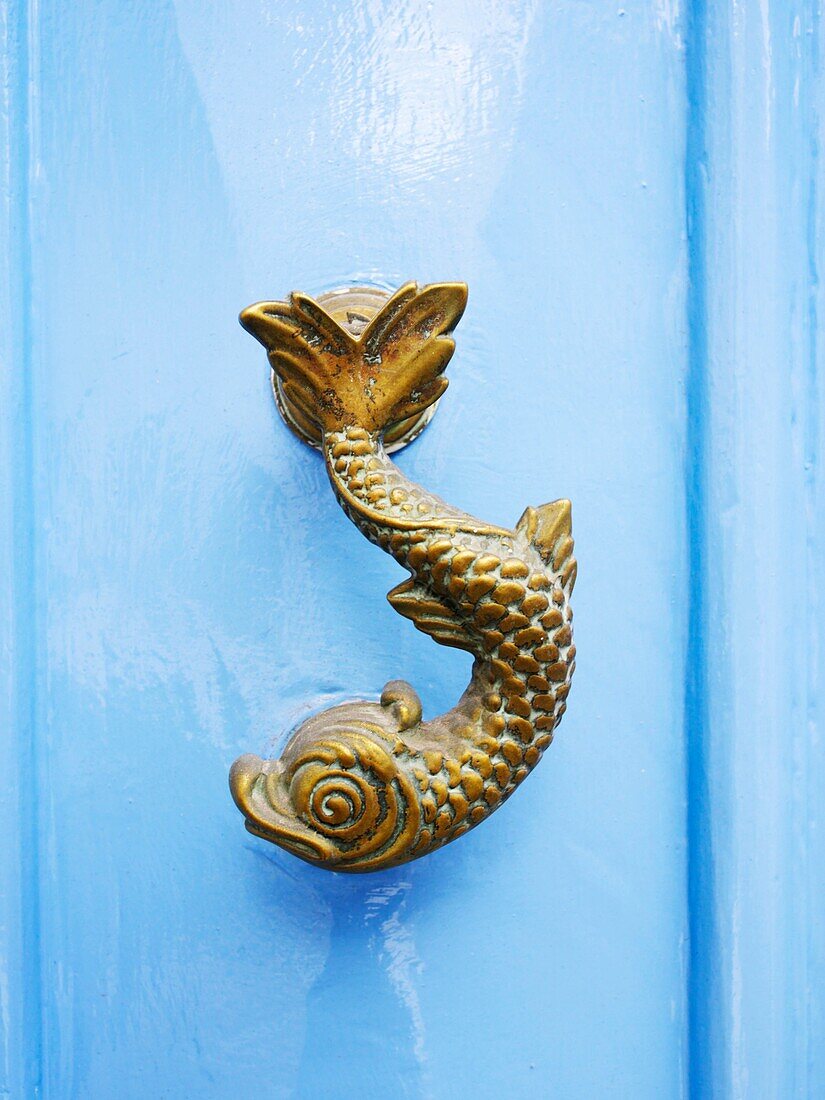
<box><xmin>230</xmin><ymin>283</ymin><xmax>576</xmax><ymax>872</ymax></box>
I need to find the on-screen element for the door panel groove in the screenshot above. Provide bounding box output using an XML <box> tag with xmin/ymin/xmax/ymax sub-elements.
<box><xmin>0</xmin><ymin>1</ymin><xmax>43</xmax><ymax>1096</ymax></box>
<box><xmin>684</xmin><ymin>1</ymin><xmax>825</xmax><ymax>1095</ymax></box>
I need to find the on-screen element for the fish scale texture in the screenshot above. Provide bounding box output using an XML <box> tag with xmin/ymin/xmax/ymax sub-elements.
<box><xmin>311</xmin><ymin>427</ymin><xmax>576</xmax><ymax>864</ymax></box>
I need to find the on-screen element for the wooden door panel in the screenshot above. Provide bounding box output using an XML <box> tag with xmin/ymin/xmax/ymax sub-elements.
<box><xmin>2</xmin><ymin>2</ymin><xmax>822</xmax><ymax>1098</ymax></box>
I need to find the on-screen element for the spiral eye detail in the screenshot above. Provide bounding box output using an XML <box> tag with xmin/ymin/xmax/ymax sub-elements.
<box><xmin>315</xmin><ymin>785</ymin><xmax>360</xmax><ymax>827</ymax></box>
<box><xmin>288</xmin><ymin>732</ymin><xmax>420</xmax><ymax>870</ymax></box>
<box><xmin>305</xmin><ymin>771</ymin><xmax>370</xmax><ymax>838</ymax></box>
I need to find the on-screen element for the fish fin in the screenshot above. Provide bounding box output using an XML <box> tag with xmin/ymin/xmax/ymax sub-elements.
<box><xmin>358</xmin><ymin>282</ymin><xmax>467</xmax><ymax>429</ymax></box>
<box><xmin>516</xmin><ymin>500</ymin><xmax>576</xmax><ymax>589</ymax></box>
<box><xmin>387</xmin><ymin>578</ymin><xmax>475</xmax><ymax>654</ymax></box>
<box><xmin>240</xmin><ymin>297</ymin><xmax>356</xmax><ymax>433</ymax></box>
<box><xmin>289</xmin><ymin>292</ymin><xmax>355</xmax><ymax>358</ymax></box>
<box><xmin>240</xmin><ymin>283</ymin><xmax>466</xmax><ymax>436</ymax></box>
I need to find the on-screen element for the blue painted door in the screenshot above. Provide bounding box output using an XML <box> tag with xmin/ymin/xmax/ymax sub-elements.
<box><xmin>1</xmin><ymin>2</ymin><xmax>822</xmax><ymax>1097</ymax></box>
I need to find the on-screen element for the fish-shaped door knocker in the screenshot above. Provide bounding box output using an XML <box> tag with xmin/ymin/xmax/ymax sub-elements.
<box><xmin>230</xmin><ymin>282</ymin><xmax>576</xmax><ymax>872</ymax></box>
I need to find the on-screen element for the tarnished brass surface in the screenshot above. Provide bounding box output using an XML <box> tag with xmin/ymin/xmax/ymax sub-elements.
<box><xmin>230</xmin><ymin>282</ymin><xmax>576</xmax><ymax>872</ymax></box>
<box><xmin>270</xmin><ymin>286</ymin><xmax>440</xmax><ymax>452</ymax></box>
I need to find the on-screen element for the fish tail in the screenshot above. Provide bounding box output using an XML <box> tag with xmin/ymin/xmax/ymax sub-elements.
<box><xmin>240</xmin><ymin>281</ymin><xmax>467</xmax><ymax>435</ymax></box>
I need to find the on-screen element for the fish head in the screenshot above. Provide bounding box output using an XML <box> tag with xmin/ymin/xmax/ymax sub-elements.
<box><xmin>229</xmin><ymin>680</ymin><xmax>423</xmax><ymax>871</ymax></box>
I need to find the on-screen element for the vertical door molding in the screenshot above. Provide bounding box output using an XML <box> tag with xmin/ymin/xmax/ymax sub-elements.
<box><xmin>686</xmin><ymin>0</ymin><xmax>825</xmax><ymax>1094</ymax></box>
<box><xmin>0</xmin><ymin>1</ymin><xmax>42</xmax><ymax>1096</ymax></box>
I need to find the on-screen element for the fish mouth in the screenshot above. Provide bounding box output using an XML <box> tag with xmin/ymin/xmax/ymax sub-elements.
<box><xmin>229</xmin><ymin>753</ymin><xmax>334</xmax><ymax>864</ymax></box>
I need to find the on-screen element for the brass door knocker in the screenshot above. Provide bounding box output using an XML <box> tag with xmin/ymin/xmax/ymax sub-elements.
<box><xmin>230</xmin><ymin>282</ymin><xmax>576</xmax><ymax>872</ymax></box>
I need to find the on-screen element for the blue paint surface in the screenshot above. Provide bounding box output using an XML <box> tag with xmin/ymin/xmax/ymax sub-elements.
<box><xmin>0</xmin><ymin>1</ymin><xmax>820</xmax><ymax>1097</ymax></box>
<box><xmin>685</xmin><ymin>1</ymin><xmax>825</xmax><ymax>1095</ymax></box>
